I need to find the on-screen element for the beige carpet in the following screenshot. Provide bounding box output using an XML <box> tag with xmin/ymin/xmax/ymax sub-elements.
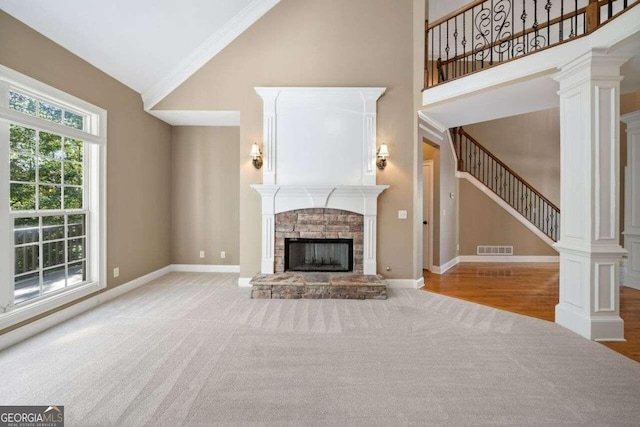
<box><xmin>1</xmin><ymin>272</ymin><xmax>639</xmax><ymax>426</ymax></box>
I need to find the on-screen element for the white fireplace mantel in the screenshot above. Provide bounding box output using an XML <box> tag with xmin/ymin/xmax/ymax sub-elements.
<box><xmin>251</xmin><ymin>184</ymin><xmax>388</xmax><ymax>275</ymax></box>
<box><xmin>253</xmin><ymin>87</ymin><xmax>388</xmax><ymax>275</ymax></box>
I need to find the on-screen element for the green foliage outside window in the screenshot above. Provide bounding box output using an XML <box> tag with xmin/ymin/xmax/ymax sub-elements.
<box><xmin>9</xmin><ymin>125</ymin><xmax>84</xmax><ymax>211</ymax></box>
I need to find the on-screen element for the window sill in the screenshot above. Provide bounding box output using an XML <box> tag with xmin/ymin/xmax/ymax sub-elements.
<box><xmin>0</xmin><ymin>281</ymin><xmax>105</xmax><ymax>331</ymax></box>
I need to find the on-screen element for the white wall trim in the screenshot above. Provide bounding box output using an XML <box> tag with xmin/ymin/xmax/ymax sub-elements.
<box><xmin>458</xmin><ymin>171</ymin><xmax>558</xmax><ymax>248</ymax></box>
<box><xmin>238</xmin><ymin>277</ymin><xmax>253</xmax><ymax>288</ymax></box>
<box><xmin>142</xmin><ymin>0</ymin><xmax>281</xmax><ymax>110</ymax></box>
<box><xmin>171</xmin><ymin>264</ymin><xmax>240</xmax><ymax>273</ymax></box>
<box><xmin>431</xmin><ymin>257</ymin><xmax>460</xmax><ymax>274</ymax></box>
<box><xmin>147</xmin><ymin>110</ymin><xmax>240</xmax><ymax>126</ymax></box>
<box><xmin>458</xmin><ymin>255</ymin><xmax>560</xmax><ymax>263</ymax></box>
<box><xmin>0</xmin><ymin>265</ymin><xmax>172</xmax><ymax>352</ymax></box>
<box><xmin>386</xmin><ymin>278</ymin><xmax>424</xmax><ymax>290</ymax></box>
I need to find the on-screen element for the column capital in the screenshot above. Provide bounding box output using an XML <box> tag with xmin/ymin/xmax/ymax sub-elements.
<box><xmin>554</xmin><ymin>49</ymin><xmax>629</xmax><ymax>93</ymax></box>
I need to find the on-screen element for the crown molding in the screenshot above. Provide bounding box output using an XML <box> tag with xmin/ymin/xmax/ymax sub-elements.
<box><xmin>147</xmin><ymin>110</ymin><xmax>240</xmax><ymax>126</ymax></box>
<box><xmin>142</xmin><ymin>0</ymin><xmax>281</xmax><ymax>110</ymax></box>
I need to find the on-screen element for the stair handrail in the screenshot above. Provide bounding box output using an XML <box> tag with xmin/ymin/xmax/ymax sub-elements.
<box><xmin>454</xmin><ymin>127</ymin><xmax>560</xmax><ymax>213</ymax></box>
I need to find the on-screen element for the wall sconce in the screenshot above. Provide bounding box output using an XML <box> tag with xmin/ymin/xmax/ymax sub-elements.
<box><xmin>377</xmin><ymin>143</ymin><xmax>389</xmax><ymax>170</ymax></box>
<box><xmin>250</xmin><ymin>143</ymin><xmax>263</xmax><ymax>169</ymax></box>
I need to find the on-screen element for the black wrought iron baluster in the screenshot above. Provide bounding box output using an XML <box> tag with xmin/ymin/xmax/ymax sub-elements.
<box><xmin>463</xmin><ymin>12</ymin><xmax>467</xmax><ymax>75</ymax></box>
<box><xmin>446</xmin><ymin>19</ymin><xmax>450</xmax><ymax>64</ymax></box>
<box><xmin>490</xmin><ymin>0</ymin><xmax>494</xmax><ymax>64</ymax></box>
<box><xmin>546</xmin><ymin>1</ymin><xmax>552</xmax><ymax>45</ymax></box>
<box><xmin>533</xmin><ymin>0</ymin><xmax>539</xmax><ymax>50</ymax></box>
<box><xmin>472</xmin><ymin>7</ymin><xmax>476</xmax><ymax>72</ymax></box>
<box><xmin>439</xmin><ymin>24</ymin><xmax>442</xmax><ymax>76</ymax></box>
<box><xmin>608</xmin><ymin>0</ymin><xmax>613</xmax><ymax>19</ymax></box>
<box><xmin>560</xmin><ymin>0</ymin><xmax>564</xmax><ymax>41</ymax></box>
<box><xmin>573</xmin><ymin>0</ymin><xmax>578</xmax><ymax>38</ymax></box>
<box><xmin>522</xmin><ymin>0</ymin><xmax>528</xmax><ymax>54</ymax></box>
<box><xmin>454</xmin><ymin>16</ymin><xmax>458</xmax><ymax>79</ymax></box>
<box><xmin>511</xmin><ymin>0</ymin><xmax>515</xmax><ymax>60</ymax></box>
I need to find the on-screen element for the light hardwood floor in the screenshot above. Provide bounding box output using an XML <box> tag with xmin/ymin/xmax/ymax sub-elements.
<box><xmin>423</xmin><ymin>263</ymin><xmax>640</xmax><ymax>363</ymax></box>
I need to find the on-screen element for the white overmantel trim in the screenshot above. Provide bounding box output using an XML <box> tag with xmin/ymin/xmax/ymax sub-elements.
<box><xmin>250</xmin><ymin>185</ymin><xmax>389</xmax><ymax>215</ymax></box>
<box><xmin>254</xmin><ymin>87</ymin><xmax>386</xmax><ymax>186</ymax></box>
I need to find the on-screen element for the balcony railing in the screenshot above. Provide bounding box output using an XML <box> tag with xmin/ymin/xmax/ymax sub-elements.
<box><xmin>424</xmin><ymin>0</ymin><xmax>639</xmax><ymax>89</ymax></box>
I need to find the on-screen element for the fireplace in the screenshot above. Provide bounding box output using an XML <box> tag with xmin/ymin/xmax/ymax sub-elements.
<box><xmin>274</xmin><ymin>208</ymin><xmax>364</xmax><ymax>273</ymax></box>
<box><xmin>285</xmin><ymin>238</ymin><xmax>354</xmax><ymax>272</ymax></box>
<box><xmin>251</xmin><ymin>87</ymin><xmax>388</xmax><ymax>276</ymax></box>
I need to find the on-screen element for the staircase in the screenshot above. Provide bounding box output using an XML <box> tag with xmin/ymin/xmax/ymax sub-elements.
<box><xmin>451</xmin><ymin>127</ymin><xmax>560</xmax><ymax>246</ymax></box>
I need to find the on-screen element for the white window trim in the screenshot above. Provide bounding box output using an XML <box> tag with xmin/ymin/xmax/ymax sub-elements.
<box><xmin>0</xmin><ymin>64</ymin><xmax>107</xmax><ymax>331</ymax></box>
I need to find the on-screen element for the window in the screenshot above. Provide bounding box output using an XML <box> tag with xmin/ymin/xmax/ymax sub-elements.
<box><xmin>0</xmin><ymin>65</ymin><xmax>106</xmax><ymax>328</ymax></box>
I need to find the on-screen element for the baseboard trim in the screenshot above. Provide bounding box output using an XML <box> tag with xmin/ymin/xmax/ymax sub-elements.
<box><xmin>458</xmin><ymin>256</ymin><xmax>560</xmax><ymax>263</ymax></box>
<box><xmin>238</xmin><ymin>277</ymin><xmax>253</xmax><ymax>288</ymax></box>
<box><xmin>431</xmin><ymin>257</ymin><xmax>460</xmax><ymax>274</ymax></box>
<box><xmin>622</xmin><ymin>282</ymin><xmax>640</xmax><ymax>290</ymax></box>
<box><xmin>386</xmin><ymin>278</ymin><xmax>424</xmax><ymax>290</ymax></box>
<box><xmin>0</xmin><ymin>265</ymin><xmax>172</xmax><ymax>352</ymax></box>
<box><xmin>171</xmin><ymin>264</ymin><xmax>240</xmax><ymax>273</ymax></box>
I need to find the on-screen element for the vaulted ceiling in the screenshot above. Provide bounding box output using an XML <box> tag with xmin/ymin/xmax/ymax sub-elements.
<box><xmin>0</xmin><ymin>0</ymin><xmax>280</xmax><ymax>108</ymax></box>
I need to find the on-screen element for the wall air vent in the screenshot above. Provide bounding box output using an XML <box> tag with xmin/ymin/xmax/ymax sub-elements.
<box><xmin>477</xmin><ymin>245</ymin><xmax>514</xmax><ymax>256</ymax></box>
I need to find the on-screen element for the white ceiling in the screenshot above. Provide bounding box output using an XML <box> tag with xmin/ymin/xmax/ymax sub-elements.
<box><xmin>0</xmin><ymin>0</ymin><xmax>276</xmax><ymax>102</ymax></box>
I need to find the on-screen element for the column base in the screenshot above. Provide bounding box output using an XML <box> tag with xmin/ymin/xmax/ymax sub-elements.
<box><xmin>556</xmin><ymin>304</ymin><xmax>625</xmax><ymax>341</ymax></box>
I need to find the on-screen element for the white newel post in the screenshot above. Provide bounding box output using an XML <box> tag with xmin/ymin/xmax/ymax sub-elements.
<box><xmin>621</xmin><ymin>111</ymin><xmax>640</xmax><ymax>290</ymax></box>
<box><xmin>553</xmin><ymin>50</ymin><xmax>628</xmax><ymax>341</ymax></box>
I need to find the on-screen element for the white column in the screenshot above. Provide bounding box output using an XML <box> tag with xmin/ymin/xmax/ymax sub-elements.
<box><xmin>254</xmin><ymin>186</ymin><xmax>279</xmax><ymax>274</ymax></box>
<box><xmin>553</xmin><ymin>50</ymin><xmax>629</xmax><ymax>341</ymax></box>
<box><xmin>621</xmin><ymin>111</ymin><xmax>640</xmax><ymax>290</ymax></box>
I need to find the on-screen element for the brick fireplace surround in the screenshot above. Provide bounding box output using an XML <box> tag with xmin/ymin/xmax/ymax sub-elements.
<box><xmin>275</xmin><ymin>208</ymin><xmax>364</xmax><ymax>274</ymax></box>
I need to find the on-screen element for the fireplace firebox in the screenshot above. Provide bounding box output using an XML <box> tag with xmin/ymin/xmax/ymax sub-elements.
<box><xmin>285</xmin><ymin>238</ymin><xmax>354</xmax><ymax>272</ymax></box>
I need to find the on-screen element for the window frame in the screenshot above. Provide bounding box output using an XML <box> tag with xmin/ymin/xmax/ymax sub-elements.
<box><xmin>0</xmin><ymin>64</ymin><xmax>106</xmax><ymax>330</ymax></box>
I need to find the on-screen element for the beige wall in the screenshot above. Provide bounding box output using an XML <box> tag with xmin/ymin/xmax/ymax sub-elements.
<box><xmin>464</xmin><ymin>108</ymin><xmax>561</xmax><ymax>206</ymax></box>
<box><xmin>0</xmin><ymin>11</ymin><xmax>172</xmax><ymax>332</ymax></box>
<box><xmin>171</xmin><ymin>127</ymin><xmax>239</xmax><ymax>265</ymax></box>
<box><xmin>156</xmin><ymin>0</ymin><xmax>418</xmax><ymax>280</ymax></box>
<box><xmin>459</xmin><ymin>180</ymin><xmax>558</xmax><ymax>255</ymax></box>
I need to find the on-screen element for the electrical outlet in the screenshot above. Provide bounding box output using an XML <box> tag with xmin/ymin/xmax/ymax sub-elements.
<box><xmin>398</xmin><ymin>210</ymin><xmax>408</xmax><ymax>219</ymax></box>
<box><xmin>113</xmin><ymin>267</ymin><xmax>119</xmax><ymax>278</ymax></box>
<box><xmin>199</xmin><ymin>250</ymin><xmax>205</xmax><ymax>258</ymax></box>
<box><xmin>442</xmin><ymin>209</ymin><xmax>446</xmax><ymax>216</ymax></box>
<box><xmin>220</xmin><ymin>251</ymin><xmax>226</xmax><ymax>259</ymax></box>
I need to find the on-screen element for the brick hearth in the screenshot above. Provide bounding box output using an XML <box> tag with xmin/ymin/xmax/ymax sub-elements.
<box><xmin>250</xmin><ymin>272</ymin><xmax>387</xmax><ymax>300</ymax></box>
